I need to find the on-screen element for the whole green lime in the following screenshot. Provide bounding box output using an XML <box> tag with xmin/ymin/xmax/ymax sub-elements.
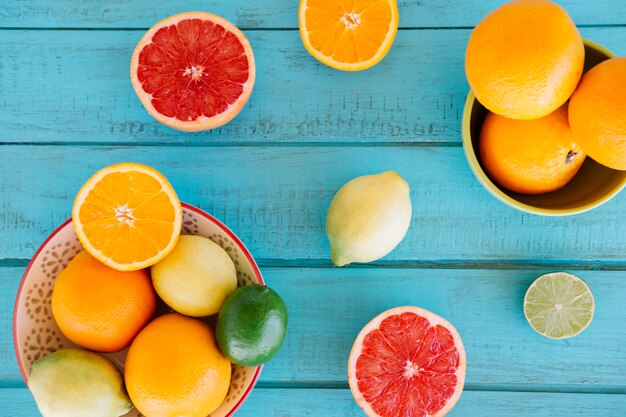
<box><xmin>216</xmin><ymin>285</ymin><xmax>288</xmax><ymax>366</ymax></box>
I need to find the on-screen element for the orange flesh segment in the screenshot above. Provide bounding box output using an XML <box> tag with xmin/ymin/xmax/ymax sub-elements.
<box><xmin>304</xmin><ymin>0</ymin><xmax>394</xmax><ymax>63</ymax></box>
<box><xmin>355</xmin><ymin>312</ymin><xmax>460</xmax><ymax>416</ymax></box>
<box><xmin>75</xmin><ymin>166</ymin><xmax>180</xmax><ymax>269</ymax></box>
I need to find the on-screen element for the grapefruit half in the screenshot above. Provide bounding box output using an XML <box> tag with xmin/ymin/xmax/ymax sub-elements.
<box><xmin>348</xmin><ymin>306</ymin><xmax>466</xmax><ymax>417</ymax></box>
<box><xmin>130</xmin><ymin>12</ymin><xmax>255</xmax><ymax>132</ymax></box>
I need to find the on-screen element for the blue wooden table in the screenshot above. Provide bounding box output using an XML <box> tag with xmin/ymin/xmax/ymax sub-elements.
<box><xmin>1</xmin><ymin>1</ymin><xmax>626</xmax><ymax>416</ymax></box>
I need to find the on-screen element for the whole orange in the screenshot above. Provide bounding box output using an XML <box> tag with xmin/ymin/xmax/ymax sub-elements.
<box><xmin>466</xmin><ymin>0</ymin><xmax>584</xmax><ymax>120</ymax></box>
<box><xmin>568</xmin><ymin>57</ymin><xmax>626</xmax><ymax>170</ymax></box>
<box><xmin>480</xmin><ymin>106</ymin><xmax>586</xmax><ymax>194</ymax></box>
<box><xmin>124</xmin><ymin>313</ymin><xmax>231</xmax><ymax>417</ymax></box>
<box><xmin>51</xmin><ymin>250</ymin><xmax>156</xmax><ymax>352</ymax></box>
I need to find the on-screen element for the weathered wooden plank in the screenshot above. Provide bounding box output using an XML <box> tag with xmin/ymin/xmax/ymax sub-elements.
<box><xmin>0</xmin><ymin>268</ymin><xmax>19</xmax><ymax>381</ymax></box>
<box><xmin>1</xmin><ymin>1</ymin><xmax>625</xmax><ymax>29</ymax></box>
<box><xmin>0</xmin><ymin>28</ymin><xmax>623</xmax><ymax>144</ymax></box>
<box><xmin>0</xmin><ymin>29</ymin><xmax>465</xmax><ymax>144</ymax></box>
<box><xmin>2</xmin><ymin>388</ymin><xmax>626</xmax><ymax>416</ymax></box>
<box><xmin>2</xmin><ymin>146</ymin><xmax>626</xmax><ymax>263</ymax></box>
<box><xmin>4</xmin><ymin>267</ymin><xmax>626</xmax><ymax>388</ymax></box>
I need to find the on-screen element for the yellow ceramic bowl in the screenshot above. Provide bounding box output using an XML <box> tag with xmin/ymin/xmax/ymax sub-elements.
<box><xmin>462</xmin><ymin>39</ymin><xmax>626</xmax><ymax>216</ymax></box>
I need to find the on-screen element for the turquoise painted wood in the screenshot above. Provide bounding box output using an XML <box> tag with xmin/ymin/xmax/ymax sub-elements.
<box><xmin>0</xmin><ymin>27</ymin><xmax>623</xmax><ymax>144</ymax></box>
<box><xmin>2</xmin><ymin>0</ymin><xmax>626</xmax><ymax>28</ymax></box>
<box><xmin>2</xmin><ymin>0</ymin><xmax>626</xmax><ymax>416</ymax></box>
<box><xmin>3</xmin><ymin>266</ymin><xmax>626</xmax><ymax>390</ymax></box>
<box><xmin>3</xmin><ymin>388</ymin><xmax>626</xmax><ymax>417</ymax></box>
<box><xmin>0</xmin><ymin>388</ymin><xmax>626</xmax><ymax>417</ymax></box>
<box><xmin>2</xmin><ymin>146</ymin><xmax>626</xmax><ymax>264</ymax></box>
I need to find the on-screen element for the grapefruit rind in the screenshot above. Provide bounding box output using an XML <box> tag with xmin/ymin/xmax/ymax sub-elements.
<box><xmin>298</xmin><ymin>0</ymin><xmax>399</xmax><ymax>72</ymax></box>
<box><xmin>130</xmin><ymin>12</ymin><xmax>256</xmax><ymax>132</ymax></box>
<box><xmin>348</xmin><ymin>306</ymin><xmax>466</xmax><ymax>417</ymax></box>
<box><xmin>72</xmin><ymin>162</ymin><xmax>182</xmax><ymax>271</ymax></box>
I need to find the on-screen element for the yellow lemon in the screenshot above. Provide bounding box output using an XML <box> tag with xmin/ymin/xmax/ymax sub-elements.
<box><xmin>29</xmin><ymin>348</ymin><xmax>132</xmax><ymax>417</ymax></box>
<box><xmin>151</xmin><ymin>235</ymin><xmax>237</xmax><ymax>317</ymax></box>
<box><xmin>326</xmin><ymin>171</ymin><xmax>412</xmax><ymax>267</ymax></box>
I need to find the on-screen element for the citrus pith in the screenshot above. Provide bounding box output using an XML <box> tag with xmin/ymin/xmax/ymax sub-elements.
<box><xmin>299</xmin><ymin>0</ymin><xmax>399</xmax><ymax>71</ymax></box>
<box><xmin>131</xmin><ymin>12</ymin><xmax>255</xmax><ymax>132</ymax></box>
<box><xmin>348</xmin><ymin>306</ymin><xmax>466</xmax><ymax>417</ymax></box>
<box><xmin>524</xmin><ymin>272</ymin><xmax>595</xmax><ymax>339</ymax></box>
<box><xmin>72</xmin><ymin>162</ymin><xmax>182</xmax><ymax>271</ymax></box>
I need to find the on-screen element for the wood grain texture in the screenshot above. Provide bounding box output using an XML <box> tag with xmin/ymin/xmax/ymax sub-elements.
<box><xmin>0</xmin><ymin>387</ymin><xmax>626</xmax><ymax>417</ymax></box>
<box><xmin>0</xmin><ymin>268</ymin><xmax>19</xmax><ymax>381</ymax></box>
<box><xmin>2</xmin><ymin>388</ymin><xmax>626</xmax><ymax>417</ymax></box>
<box><xmin>2</xmin><ymin>146</ymin><xmax>626</xmax><ymax>263</ymax></box>
<box><xmin>3</xmin><ymin>266</ymin><xmax>626</xmax><ymax>389</ymax></box>
<box><xmin>0</xmin><ymin>28</ymin><xmax>623</xmax><ymax>144</ymax></box>
<box><xmin>0</xmin><ymin>388</ymin><xmax>626</xmax><ymax>417</ymax></box>
<box><xmin>2</xmin><ymin>0</ymin><xmax>626</xmax><ymax>411</ymax></box>
<box><xmin>1</xmin><ymin>0</ymin><xmax>625</xmax><ymax>28</ymax></box>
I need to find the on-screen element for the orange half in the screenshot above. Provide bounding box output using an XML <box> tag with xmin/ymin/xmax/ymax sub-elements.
<box><xmin>299</xmin><ymin>0</ymin><xmax>399</xmax><ymax>71</ymax></box>
<box><xmin>72</xmin><ymin>163</ymin><xmax>182</xmax><ymax>271</ymax></box>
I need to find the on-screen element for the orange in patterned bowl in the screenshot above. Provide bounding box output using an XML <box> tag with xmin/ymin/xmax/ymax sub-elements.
<box><xmin>13</xmin><ymin>202</ymin><xmax>263</xmax><ymax>417</ymax></box>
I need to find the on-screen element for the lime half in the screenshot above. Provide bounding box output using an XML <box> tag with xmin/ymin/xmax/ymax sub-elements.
<box><xmin>523</xmin><ymin>272</ymin><xmax>595</xmax><ymax>339</ymax></box>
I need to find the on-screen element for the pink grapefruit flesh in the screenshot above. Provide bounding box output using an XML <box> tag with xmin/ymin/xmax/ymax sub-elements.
<box><xmin>348</xmin><ymin>306</ymin><xmax>466</xmax><ymax>417</ymax></box>
<box><xmin>131</xmin><ymin>12</ymin><xmax>255</xmax><ymax>132</ymax></box>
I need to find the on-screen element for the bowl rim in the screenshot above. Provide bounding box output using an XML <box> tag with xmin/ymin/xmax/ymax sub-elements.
<box><xmin>12</xmin><ymin>201</ymin><xmax>264</xmax><ymax>417</ymax></box>
<box><xmin>462</xmin><ymin>38</ymin><xmax>626</xmax><ymax>216</ymax></box>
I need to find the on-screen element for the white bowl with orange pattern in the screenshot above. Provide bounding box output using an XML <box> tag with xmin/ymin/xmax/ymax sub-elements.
<box><xmin>13</xmin><ymin>202</ymin><xmax>263</xmax><ymax>417</ymax></box>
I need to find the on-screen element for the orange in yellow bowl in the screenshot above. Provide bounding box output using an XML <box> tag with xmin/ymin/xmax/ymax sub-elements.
<box><xmin>463</xmin><ymin>40</ymin><xmax>626</xmax><ymax>216</ymax></box>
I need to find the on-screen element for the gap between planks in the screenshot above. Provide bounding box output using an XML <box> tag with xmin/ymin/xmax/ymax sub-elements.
<box><xmin>1</xmin><ymin>379</ymin><xmax>625</xmax><ymax>395</ymax></box>
<box><xmin>1</xmin><ymin>24</ymin><xmax>626</xmax><ymax>31</ymax></box>
<box><xmin>257</xmin><ymin>382</ymin><xmax>626</xmax><ymax>395</ymax></box>
<box><xmin>4</xmin><ymin>258</ymin><xmax>626</xmax><ymax>270</ymax></box>
<box><xmin>0</xmin><ymin>141</ymin><xmax>461</xmax><ymax>148</ymax></box>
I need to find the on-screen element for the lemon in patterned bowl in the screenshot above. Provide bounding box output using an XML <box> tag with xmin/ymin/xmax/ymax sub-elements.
<box><xmin>13</xmin><ymin>202</ymin><xmax>264</xmax><ymax>417</ymax></box>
